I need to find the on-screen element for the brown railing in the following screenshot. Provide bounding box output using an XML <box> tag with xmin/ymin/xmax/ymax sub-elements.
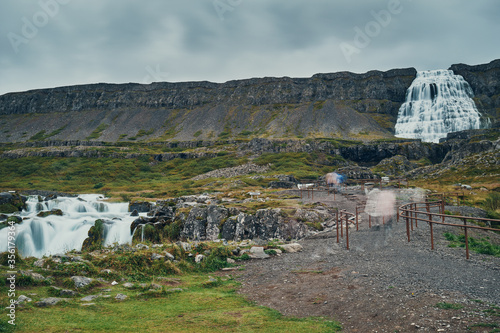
<box><xmin>398</xmin><ymin>201</ymin><xmax>500</xmax><ymax>259</ymax></box>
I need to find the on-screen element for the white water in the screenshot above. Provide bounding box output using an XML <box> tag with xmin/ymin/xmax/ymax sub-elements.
<box><xmin>0</xmin><ymin>194</ymin><xmax>136</xmax><ymax>258</ymax></box>
<box><xmin>395</xmin><ymin>70</ymin><xmax>482</xmax><ymax>143</ymax></box>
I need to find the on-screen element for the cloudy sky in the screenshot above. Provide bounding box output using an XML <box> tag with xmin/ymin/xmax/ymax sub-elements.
<box><xmin>1</xmin><ymin>0</ymin><xmax>499</xmax><ymax>95</ymax></box>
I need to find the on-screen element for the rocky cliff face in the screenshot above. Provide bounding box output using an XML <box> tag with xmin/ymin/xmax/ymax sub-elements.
<box><xmin>450</xmin><ymin>59</ymin><xmax>500</xmax><ymax>125</ymax></box>
<box><xmin>0</xmin><ymin>60</ymin><xmax>497</xmax><ymax>143</ymax></box>
<box><xmin>0</xmin><ymin>68</ymin><xmax>415</xmax><ymax>115</ymax></box>
<box><xmin>0</xmin><ymin>68</ymin><xmax>417</xmax><ymax>142</ymax></box>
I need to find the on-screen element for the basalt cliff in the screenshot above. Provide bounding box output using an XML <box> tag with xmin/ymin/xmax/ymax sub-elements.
<box><xmin>0</xmin><ymin>59</ymin><xmax>498</xmax><ymax>144</ymax></box>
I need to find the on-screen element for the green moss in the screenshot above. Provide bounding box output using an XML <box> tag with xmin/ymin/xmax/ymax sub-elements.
<box><xmin>81</xmin><ymin>219</ymin><xmax>105</xmax><ymax>251</ymax></box>
<box><xmin>0</xmin><ymin>203</ymin><xmax>18</xmax><ymax>214</ymax></box>
<box><xmin>313</xmin><ymin>100</ymin><xmax>325</xmax><ymax>110</ymax></box>
<box><xmin>86</xmin><ymin>123</ymin><xmax>109</xmax><ymax>140</ymax></box>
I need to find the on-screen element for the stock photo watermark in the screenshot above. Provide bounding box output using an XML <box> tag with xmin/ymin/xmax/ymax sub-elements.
<box><xmin>7</xmin><ymin>0</ymin><xmax>72</xmax><ymax>54</ymax></box>
<box><xmin>213</xmin><ymin>0</ymin><xmax>243</xmax><ymax>21</ymax></box>
<box><xmin>340</xmin><ymin>0</ymin><xmax>409</xmax><ymax>63</ymax></box>
<box><xmin>5</xmin><ymin>221</ymin><xmax>18</xmax><ymax>326</ymax></box>
<box><xmin>142</xmin><ymin>64</ymin><xmax>169</xmax><ymax>84</ymax></box>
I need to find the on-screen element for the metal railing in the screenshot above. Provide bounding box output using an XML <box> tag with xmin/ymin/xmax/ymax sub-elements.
<box><xmin>398</xmin><ymin>201</ymin><xmax>500</xmax><ymax>259</ymax></box>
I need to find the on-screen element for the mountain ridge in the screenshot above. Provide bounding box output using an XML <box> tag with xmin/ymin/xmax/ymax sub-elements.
<box><xmin>0</xmin><ymin>60</ymin><xmax>498</xmax><ymax>143</ymax></box>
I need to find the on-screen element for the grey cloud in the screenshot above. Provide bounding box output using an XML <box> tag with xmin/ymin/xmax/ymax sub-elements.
<box><xmin>0</xmin><ymin>0</ymin><xmax>499</xmax><ymax>95</ymax></box>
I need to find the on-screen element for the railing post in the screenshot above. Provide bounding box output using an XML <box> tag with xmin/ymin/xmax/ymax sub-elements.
<box><xmin>430</xmin><ymin>222</ymin><xmax>434</xmax><ymax>250</ymax></box>
<box><xmin>340</xmin><ymin>211</ymin><xmax>344</xmax><ymax>238</ymax></box>
<box><xmin>345</xmin><ymin>214</ymin><xmax>349</xmax><ymax>250</ymax></box>
<box><xmin>368</xmin><ymin>214</ymin><xmax>371</xmax><ymax>228</ymax></box>
<box><xmin>463</xmin><ymin>218</ymin><xmax>469</xmax><ymax>259</ymax></box>
<box><xmin>355</xmin><ymin>206</ymin><xmax>359</xmax><ymax>231</ymax></box>
<box><xmin>336</xmin><ymin>210</ymin><xmax>339</xmax><ymax>243</ymax></box>
<box><xmin>406</xmin><ymin>207</ymin><xmax>410</xmax><ymax>242</ymax></box>
<box><xmin>410</xmin><ymin>204</ymin><xmax>414</xmax><ymax>231</ymax></box>
<box><xmin>441</xmin><ymin>198</ymin><xmax>445</xmax><ymax>223</ymax></box>
<box><xmin>414</xmin><ymin>203</ymin><xmax>418</xmax><ymax>228</ymax></box>
<box><xmin>397</xmin><ymin>206</ymin><xmax>399</xmax><ymax>223</ymax></box>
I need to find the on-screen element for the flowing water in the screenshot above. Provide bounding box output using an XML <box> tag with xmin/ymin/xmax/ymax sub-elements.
<box><xmin>0</xmin><ymin>194</ymin><xmax>136</xmax><ymax>258</ymax></box>
<box><xmin>395</xmin><ymin>70</ymin><xmax>483</xmax><ymax>143</ymax></box>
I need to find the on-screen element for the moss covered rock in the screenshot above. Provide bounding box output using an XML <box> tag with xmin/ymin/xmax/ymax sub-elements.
<box><xmin>37</xmin><ymin>209</ymin><xmax>63</xmax><ymax>217</ymax></box>
<box><xmin>0</xmin><ymin>192</ymin><xmax>27</xmax><ymax>213</ymax></box>
<box><xmin>81</xmin><ymin>219</ymin><xmax>105</xmax><ymax>251</ymax></box>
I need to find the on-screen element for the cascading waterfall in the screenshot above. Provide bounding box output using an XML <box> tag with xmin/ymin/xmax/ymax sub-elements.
<box><xmin>394</xmin><ymin>70</ymin><xmax>483</xmax><ymax>143</ymax></box>
<box><xmin>0</xmin><ymin>194</ymin><xmax>137</xmax><ymax>258</ymax></box>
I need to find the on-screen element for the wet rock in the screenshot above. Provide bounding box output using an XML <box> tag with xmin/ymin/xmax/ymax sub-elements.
<box><xmin>0</xmin><ymin>192</ymin><xmax>27</xmax><ymax>213</ymax></box>
<box><xmin>37</xmin><ymin>209</ymin><xmax>63</xmax><ymax>217</ymax></box>
<box><xmin>81</xmin><ymin>219</ymin><xmax>105</xmax><ymax>251</ymax></box>
<box><xmin>128</xmin><ymin>201</ymin><xmax>152</xmax><ymax>213</ymax></box>
<box><xmin>130</xmin><ymin>209</ymin><xmax>139</xmax><ymax>217</ymax></box>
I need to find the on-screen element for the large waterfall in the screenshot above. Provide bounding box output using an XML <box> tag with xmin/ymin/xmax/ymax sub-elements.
<box><xmin>394</xmin><ymin>70</ymin><xmax>482</xmax><ymax>143</ymax></box>
<box><xmin>0</xmin><ymin>195</ymin><xmax>136</xmax><ymax>258</ymax></box>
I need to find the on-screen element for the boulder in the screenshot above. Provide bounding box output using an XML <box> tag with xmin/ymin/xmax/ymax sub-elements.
<box><xmin>81</xmin><ymin>295</ymin><xmax>100</xmax><ymax>302</ymax></box>
<box><xmin>374</xmin><ymin>155</ymin><xmax>417</xmax><ymax>177</ymax></box>
<box><xmin>195</xmin><ymin>254</ymin><xmax>205</xmax><ymax>263</ymax></box>
<box><xmin>115</xmin><ymin>293</ymin><xmax>128</xmax><ymax>301</ymax></box>
<box><xmin>280</xmin><ymin>243</ymin><xmax>303</xmax><ymax>253</ymax></box>
<box><xmin>50</xmin><ymin>286</ymin><xmax>77</xmax><ymax>297</ymax></box>
<box><xmin>128</xmin><ymin>201</ymin><xmax>152</xmax><ymax>213</ymax></box>
<box><xmin>249</xmin><ymin>247</ymin><xmax>270</xmax><ymax>259</ymax></box>
<box><xmin>151</xmin><ymin>253</ymin><xmax>164</xmax><ymax>261</ymax></box>
<box><xmin>130</xmin><ymin>209</ymin><xmax>139</xmax><ymax>217</ymax></box>
<box><xmin>164</xmin><ymin>252</ymin><xmax>175</xmax><ymax>261</ymax></box>
<box><xmin>35</xmin><ymin>297</ymin><xmax>66</xmax><ymax>307</ymax></box>
<box><xmin>71</xmin><ymin>276</ymin><xmax>93</xmax><ymax>289</ymax></box>
<box><xmin>17</xmin><ymin>295</ymin><xmax>32</xmax><ymax>304</ymax></box>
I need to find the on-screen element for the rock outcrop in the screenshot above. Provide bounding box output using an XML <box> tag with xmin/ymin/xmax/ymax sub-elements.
<box><xmin>450</xmin><ymin>59</ymin><xmax>500</xmax><ymax>125</ymax></box>
<box><xmin>119</xmin><ymin>195</ymin><xmax>332</xmax><ymax>244</ymax></box>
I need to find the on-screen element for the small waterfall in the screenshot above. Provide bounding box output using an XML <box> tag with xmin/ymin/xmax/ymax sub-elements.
<box><xmin>395</xmin><ymin>70</ymin><xmax>483</xmax><ymax>143</ymax></box>
<box><xmin>0</xmin><ymin>194</ymin><xmax>137</xmax><ymax>258</ymax></box>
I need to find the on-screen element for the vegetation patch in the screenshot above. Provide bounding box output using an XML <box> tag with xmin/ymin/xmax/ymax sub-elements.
<box><xmin>444</xmin><ymin>232</ymin><xmax>500</xmax><ymax>257</ymax></box>
<box><xmin>86</xmin><ymin>123</ymin><xmax>109</xmax><ymax>140</ymax></box>
<box><xmin>436</xmin><ymin>302</ymin><xmax>464</xmax><ymax>310</ymax></box>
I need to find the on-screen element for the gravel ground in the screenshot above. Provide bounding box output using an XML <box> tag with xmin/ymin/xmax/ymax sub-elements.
<box><xmin>223</xmin><ymin>189</ymin><xmax>500</xmax><ymax>332</ymax></box>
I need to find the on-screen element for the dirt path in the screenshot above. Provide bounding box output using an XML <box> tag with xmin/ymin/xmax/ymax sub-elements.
<box><xmin>224</xmin><ymin>189</ymin><xmax>500</xmax><ymax>332</ymax></box>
